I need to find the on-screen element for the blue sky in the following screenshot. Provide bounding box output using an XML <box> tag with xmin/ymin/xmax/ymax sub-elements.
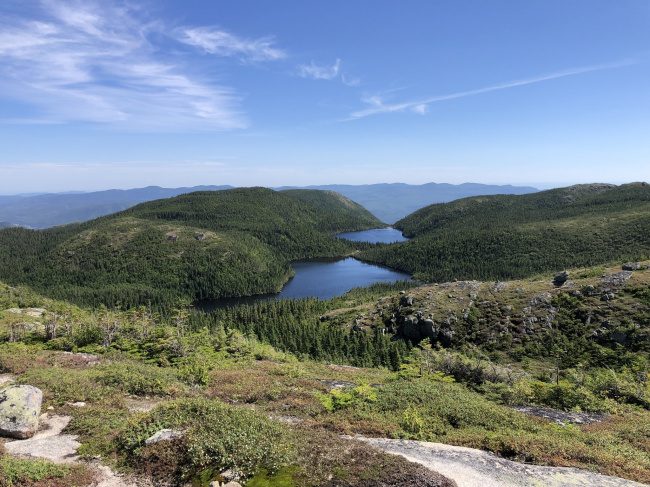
<box><xmin>0</xmin><ymin>0</ymin><xmax>648</xmax><ymax>194</ymax></box>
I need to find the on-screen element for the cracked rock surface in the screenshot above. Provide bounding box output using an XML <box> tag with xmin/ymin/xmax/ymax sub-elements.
<box><xmin>348</xmin><ymin>436</ymin><xmax>648</xmax><ymax>487</ymax></box>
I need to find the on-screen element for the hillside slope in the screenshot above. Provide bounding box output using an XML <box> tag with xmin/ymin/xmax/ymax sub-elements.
<box><xmin>0</xmin><ymin>188</ymin><xmax>380</xmax><ymax>309</ymax></box>
<box><xmin>280</xmin><ymin>189</ymin><xmax>383</xmax><ymax>225</ymax></box>
<box><xmin>3</xmin><ymin>263</ymin><xmax>650</xmax><ymax>485</ymax></box>
<box><xmin>359</xmin><ymin>183</ymin><xmax>650</xmax><ymax>282</ymax></box>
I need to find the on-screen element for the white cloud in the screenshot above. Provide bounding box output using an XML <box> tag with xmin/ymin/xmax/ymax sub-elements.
<box><xmin>349</xmin><ymin>59</ymin><xmax>639</xmax><ymax>119</ymax></box>
<box><xmin>342</xmin><ymin>73</ymin><xmax>361</xmax><ymax>86</ymax></box>
<box><xmin>299</xmin><ymin>59</ymin><xmax>341</xmax><ymax>80</ymax></box>
<box><xmin>411</xmin><ymin>104</ymin><xmax>428</xmax><ymax>115</ymax></box>
<box><xmin>176</xmin><ymin>26</ymin><xmax>286</xmax><ymax>62</ymax></box>
<box><xmin>0</xmin><ymin>0</ymin><xmax>287</xmax><ymax>130</ymax></box>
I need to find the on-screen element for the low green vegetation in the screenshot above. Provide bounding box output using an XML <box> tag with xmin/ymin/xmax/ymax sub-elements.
<box><xmin>0</xmin><ymin>451</ymin><xmax>92</xmax><ymax>487</ymax></box>
<box><xmin>1</xmin><ymin>264</ymin><xmax>650</xmax><ymax>485</ymax></box>
<box><xmin>118</xmin><ymin>398</ymin><xmax>292</xmax><ymax>483</ymax></box>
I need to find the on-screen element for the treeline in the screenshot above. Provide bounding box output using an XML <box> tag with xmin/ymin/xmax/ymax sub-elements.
<box><xmin>359</xmin><ymin>183</ymin><xmax>650</xmax><ymax>282</ymax></box>
<box><xmin>0</xmin><ymin>280</ymin><xmax>415</xmax><ymax>370</ymax></box>
<box><xmin>189</xmin><ymin>297</ymin><xmax>411</xmax><ymax>369</ymax></box>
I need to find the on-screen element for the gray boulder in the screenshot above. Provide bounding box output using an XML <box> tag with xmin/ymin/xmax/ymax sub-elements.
<box><xmin>0</xmin><ymin>385</ymin><xmax>43</xmax><ymax>439</ymax></box>
<box><xmin>622</xmin><ymin>262</ymin><xmax>641</xmax><ymax>271</ymax></box>
<box><xmin>145</xmin><ymin>428</ymin><xmax>184</xmax><ymax>445</ymax></box>
<box><xmin>553</xmin><ymin>271</ymin><xmax>570</xmax><ymax>284</ymax></box>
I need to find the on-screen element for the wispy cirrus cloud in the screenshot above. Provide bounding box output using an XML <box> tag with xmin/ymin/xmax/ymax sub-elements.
<box><xmin>299</xmin><ymin>59</ymin><xmax>341</xmax><ymax>80</ymax></box>
<box><xmin>341</xmin><ymin>73</ymin><xmax>361</xmax><ymax>87</ymax></box>
<box><xmin>349</xmin><ymin>59</ymin><xmax>638</xmax><ymax>120</ymax></box>
<box><xmin>0</xmin><ymin>0</ymin><xmax>286</xmax><ymax>130</ymax></box>
<box><xmin>175</xmin><ymin>26</ymin><xmax>286</xmax><ymax>63</ymax></box>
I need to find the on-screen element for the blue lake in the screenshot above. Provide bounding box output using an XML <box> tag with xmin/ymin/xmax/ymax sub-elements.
<box><xmin>195</xmin><ymin>257</ymin><xmax>412</xmax><ymax>310</ymax></box>
<box><xmin>195</xmin><ymin>228</ymin><xmax>411</xmax><ymax>310</ymax></box>
<box><xmin>336</xmin><ymin>227</ymin><xmax>408</xmax><ymax>243</ymax></box>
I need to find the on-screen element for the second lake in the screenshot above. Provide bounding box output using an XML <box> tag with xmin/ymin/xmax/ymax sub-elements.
<box><xmin>335</xmin><ymin>227</ymin><xmax>408</xmax><ymax>243</ymax></box>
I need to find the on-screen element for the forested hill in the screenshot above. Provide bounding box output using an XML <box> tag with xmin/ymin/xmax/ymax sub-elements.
<box><xmin>280</xmin><ymin>189</ymin><xmax>384</xmax><ymax>225</ymax></box>
<box><xmin>0</xmin><ymin>188</ymin><xmax>380</xmax><ymax>309</ymax></box>
<box><xmin>359</xmin><ymin>182</ymin><xmax>650</xmax><ymax>282</ymax></box>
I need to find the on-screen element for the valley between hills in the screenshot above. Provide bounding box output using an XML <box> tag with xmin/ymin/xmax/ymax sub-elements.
<box><xmin>0</xmin><ymin>183</ymin><xmax>649</xmax><ymax>486</ymax></box>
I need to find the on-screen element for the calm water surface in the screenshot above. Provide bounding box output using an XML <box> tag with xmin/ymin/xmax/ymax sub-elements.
<box><xmin>195</xmin><ymin>257</ymin><xmax>411</xmax><ymax>310</ymax></box>
<box><xmin>195</xmin><ymin>228</ymin><xmax>411</xmax><ymax>310</ymax></box>
<box><xmin>336</xmin><ymin>227</ymin><xmax>408</xmax><ymax>243</ymax></box>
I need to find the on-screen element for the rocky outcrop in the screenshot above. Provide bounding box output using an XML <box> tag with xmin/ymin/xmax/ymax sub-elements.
<box><xmin>351</xmin><ymin>436</ymin><xmax>645</xmax><ymax>487</ymax></box>
<box><xmin>553</xmin><ymin>271</ymin><xmax>569</xmax><ymax>285</ymax></box>
<box><xmin>0</xmin><ymin>385</ymin><xmax>43</xmax><ymax>439</ymax></box>
<box><xmin>622</xmin><ymin>262</ymin><xmax>642</xmax><ymax>271</ymax></box>
<box><xmin>396</xmin><ymin>313</ymin><xmax>455</xmax><ymax>346</ymax></box>
<box><xmin>511</xmin><ymin>406</ymin><xmax>607</xmax><ymax>426</ymax></box>
<box><xmin>530</xmin><ymin>292</ymin><xmax>553</xmax><ymax>307</ymax></box>
<box><xmin>493</xmin><ymin>281</ymin><xmax>509</xmax><ymax>292</ymax></box>
<box><xmin>316</xmin><ymin>379</ymin><xmax>357</xmax><ymax>390</ymax></box>
<box><xmin>401</xmin><ymin>316</ymin><xmax>421</xmax><ymax>340</ymax></box>
<box><xmin>599</xmin><ymin>271</ymin><xmax>633</xmax><ymax>287</ymax></box>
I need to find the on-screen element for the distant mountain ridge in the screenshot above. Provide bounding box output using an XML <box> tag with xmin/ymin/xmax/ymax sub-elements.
<box><xmin>276</xmin><ymin>182</ymin><xmax>539</xmax><ymax>223</ymax></box>
<box><xmin>0</xmin><ymin>185</ymin><xmax>233</xmax><ymax>228</ymax></box>
<box><xmin>0</xmin><ymin>182</ymin><xmax>538</xmax><ymax>229</ymax></box>
<box><xmin>0</xmin><ymin>222</ymin><xmax>21</xmax><ymax>229</ymax></box>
